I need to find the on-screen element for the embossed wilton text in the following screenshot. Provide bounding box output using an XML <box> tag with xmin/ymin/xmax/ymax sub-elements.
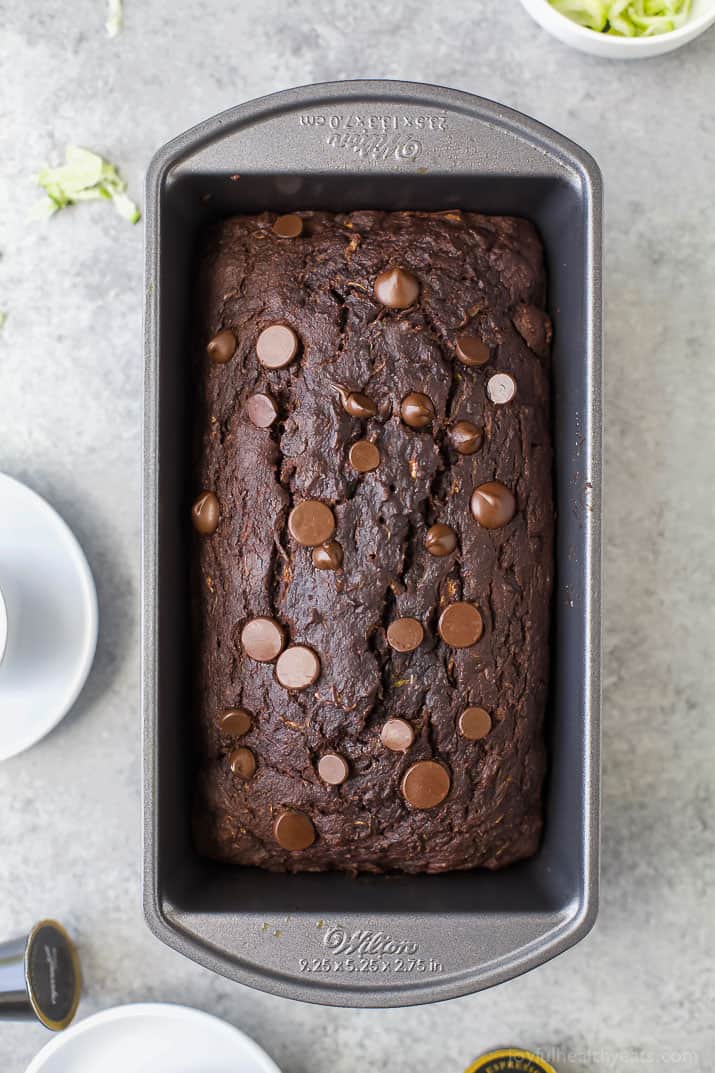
<box><xmin>299</xmin><ymin>112</ymin><xmax>448</xmax><ymax>131</ymax></box>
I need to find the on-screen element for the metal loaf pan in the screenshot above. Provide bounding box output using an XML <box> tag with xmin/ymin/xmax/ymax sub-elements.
<box><xmin>143</xmin><ymin>80</ymin><xmax>602</xmax><ymax>1007</ymax></box>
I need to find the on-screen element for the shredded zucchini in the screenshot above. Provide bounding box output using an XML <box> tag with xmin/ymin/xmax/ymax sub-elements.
<box><xmin>549</xmin><ymin>0</ymin><xmax>691</xmax><ymax>34</ymax></box>
<box><xmin>33</xmin><ymin>146</ymin><xmax>140</xmax><ymax>224</ymax></box>
<box><xmin>106</xmin><ymin>0</ymin><xmax>123</xmax><ymax>36</ymax></box>
<box><xmin>549</xmin><ymin>0</ymin><xmax>609</xmax><ymax>30</ymax></box>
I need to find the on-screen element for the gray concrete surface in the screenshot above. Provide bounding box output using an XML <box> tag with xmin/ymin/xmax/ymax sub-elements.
<box><xmin>1</xmin><ymin>1</ymin><xmax>714</xmax><ymax>1070</ymax></box>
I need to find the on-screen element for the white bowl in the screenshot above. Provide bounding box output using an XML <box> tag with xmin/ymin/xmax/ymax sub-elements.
<box><xmin>519</xmin><ymin>0</ymin><xmax>715</xmax><ymax>57</ymax></box>
<box><xmin>25</xmin><ymin>1003</ymin><xmax>284</xmax><ymax>1073</ymax></box>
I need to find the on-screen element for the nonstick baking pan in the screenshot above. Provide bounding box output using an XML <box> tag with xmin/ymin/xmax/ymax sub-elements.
<box><xmin>142</xmin><ymin>80</ymin><xmax>602</xmax><ymax>1007</ymax></box>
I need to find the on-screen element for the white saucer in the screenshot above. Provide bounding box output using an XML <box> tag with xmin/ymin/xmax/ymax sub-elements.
<box><xmin>25</xmin><ymin>1003</ymin><xmax>284</xmax><ymax>1073</ymax></box>
<box><xmin>0</xmin><ymin>473</ymin><xmax>98</xmax><ymax>761</ymax></box>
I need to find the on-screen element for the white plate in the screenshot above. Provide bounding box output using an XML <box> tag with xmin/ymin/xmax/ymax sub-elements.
<box><xmin>0</xmin><ymin>585</ymin><xmax>7</xmax><ymax>665</ymax></box>
<box><xmin>25</xmin><ymin>1003</ymin><xmax>284</xmax><ymax>1073</ymax></box>
<box><xmin>0</xmin><ymin>473</ymin><xmax>98</xmax><ymax>760</ymax></box>
<box><xmin>519</xmin><ymin>0</ymin><xmax>715</xmax><ymax>58</ymax></box>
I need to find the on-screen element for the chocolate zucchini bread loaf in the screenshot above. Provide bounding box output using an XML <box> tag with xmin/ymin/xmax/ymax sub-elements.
<box><xmin>191</xmin><ymin>209</ymin><xmax>553</xmax><ymax>874</ymax></box>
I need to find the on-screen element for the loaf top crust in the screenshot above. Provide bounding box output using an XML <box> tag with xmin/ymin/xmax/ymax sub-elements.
<box><xmin>192</xmin><ymin>210</ymin><xmax>553</xmax><ymax>874</ymax></box>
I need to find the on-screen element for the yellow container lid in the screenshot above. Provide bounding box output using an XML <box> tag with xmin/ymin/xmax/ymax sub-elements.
<box><xmin>464</xmin><ymin>1049</ymin><xmax>557</xmax><ymax>1073</ymax></box>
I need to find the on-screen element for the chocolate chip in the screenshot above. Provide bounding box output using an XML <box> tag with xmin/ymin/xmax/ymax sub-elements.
<box><xmin>455</xmin><ymin>333</ymin><xmax>490</xmax><ymax>367</ymax></box>
<box><xmin>438</xmin><ymin>602</ymin><xmax>483</xmax><ymax>648</ymax></box>
<box><xmin>288</xmin><ymin>500</ymin><xmax>336</xmax><ymax>546</ymax></box>
<box><xmin>380</xmin><ymin>718</ymin><xmax>415</xmax><ymax>752</ymax></box>
<box><xmin>220</xmin><ymin>709</ymin><xmax>252</xmax><ymax>737</ymax></box>
<box><xmin>373</xmin><ymin>267</ymin><xmax>420</xmax><ymax>309</ymax></box>
<box><xmin>311</xmin><ymin>541</ymin><xmax>343</xmax><ymax>571</ymax></box>
<box><xmin>272</xmin><ymin>214</ymin><xmax>303</xmax><ymax>238</ymax></box>
<box><xmin>512</xmin><ymin>303</ymin><xmax>552</xmax><ymax>358</ymax></box>
<box><xmin>349</xmin><ymin>440</ymin><xmax>381</xmax><ymax>473</ymax></box>
<box><xmin>401</xmin><ymin>760</ymin><xmax>451</xmax><ymax>809</ymax></box>
<box><xmin>449</xmin><ymin>420</ymin><xmax>483</xmax><ymax>455</ymax></box>
<box><xmin>246</xmin><ymin>392</ymin><xmax>279</xmax><ymax>428</ymax></box>
<box><xmin>274</xmin><ymin>809</ymin><xmax>316</xmax><ymax>851</ymax></box>
<box><xmin>206</xmin><ymin>329</ymin><xmax>236</xmax><ymax>364</ymax></box>
<box><xmin>400</xmin><ymin>392</ymin><xmax>435</xmax><ymax>429</ymax></box>
<box><xmin>256</xmin><ymin>324</ymin><xmax>299</xmax><ymax>369</ymax></box>
<box><xmin>471</xmin><ymin>481</ymin><xmax>516</xmax><ymax>529</ymax></box>
<box><xmin>230</xmin><ymin>746</ymin><xmax>256</xmax><ymax>779</ymax></box>
<box><xmin>318</xmin><ymin>753</ymin><xmax>349</xmax><ymax>785</ymax></box>
<box><xmin>458</xmin><ymin>707</ymin><xmax>492</xmax><ymax>740</ymax></box>
<box><xmin>276</xmin><ymin>645</ymin><xmax>321</xmax><ymax>690</ymax></box>
<box><xmin>487</xmin><ymin>372</ymin><xmax>517</xmax><ymax>404</ymax></box>
<box><xmin>386</xmin><ymin>617</ymin><xmax>424</xmax><ymax>653</ymax></box>
<box><xmin>338</xmin><ymin>387</ymin><xmax>378</xmax><ymax>419</ymax></box>
<box><xmin>425</xmin><ymin>523</ymin><xmax>457</xmax><ymax>557</ymax></box>
<box><xmin>191</xmin><ymin>491</ymin><xmax>219</xmax><ymax>534</ymax></box>
<box><xmin>240</xmin><ymin>617</ymin><xmax>285</xmax><ymax>662</ymax></box>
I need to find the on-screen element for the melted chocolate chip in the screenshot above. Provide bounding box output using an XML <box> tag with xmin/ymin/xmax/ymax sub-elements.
<box><xmin>274</xmin><ymin>809</ymin><xmax>315</xmax><ymax>851</ymax></box>
<box><xmin>256</xmin><ymin>324</ymin><xmax>299</xmax><ymax>369</ymax></box>
<box><xmin>276</xmin><ymin>645</ymin><xmax>321</xmax><ymax>690</ymax></box>
<box><xmin>449</xmin><ymin>420</ymin><xmax>483</xmax><ymax>455</ymax></box>
<box><xmin>230</xmin><ymin>746</ymin><xmax>256</xmax><ymax>779</ymax></box>
<box><xmin>240</xmin><ymin>617</ymin><xmax>285</xmax><ymax>662</ymax></box>
<box><xmin>338</xmin><ymin>387</ymin><xmax>378</xmax><ymax>419</ymax></box>
<box><xmin>459</xmin><ymin>707</ymin><xmax>492</xmax><ymax>740</ymax></box>
<box><xmin>220</xmin><ymin>709</ymin><xmax>252</xmax><ymax>737</ymax></box>
<box><xmin>288</xmin><ymin>500</ymin><xmax>336</xmax><ymax>546</ymax></box>
<box><xmin>386</xmin><ymin>617</ymin><xmax>424</xmax><ymax>653</ymax></box>
<box><xmin>512</xmin><ymin>303</ymin><xmax>552</xmax><ymax>358</ymax></box>
<box><xmin>487</xmin><ymin>372</ymin><xmax>517</xmax><ymax>404</ymax></box>
<box><xmin>272</xmin><ymin>214</ymin><xmax>303</xmax><ymax>238</ymax></box>
<box><xmin>311</xmin><ymin>541</ymin><xmax>343</xmax><ymax>571</ymax></box>
<box><xmin>373</xmin><ymin>267</ymin><xmax>420</xmax><ymax>309</ymax></box>
<box><xmin>400</xmin><ymin>392</ymin><xmax>435</xmax><ymax>430</ymax></box>
<box><xmin>438</xmin><ymin>603</ymin><xmax>483</xmax><ymax>648</ymax></box>
<box><xmin>401</xmin><ymin>760</ymin><xmax>451</xmax><ymax>809</ymax></box>
<box><xmin>246</xmin><ymin>392</ymin><xmax>279</xmax><ymax>428</ymax></box>
<box><xmin>318</xmin><ymin>753</ymin><xmax>349</xmax><ymax>785</ymax></box>
<box><xmin>349</xmin><ymin>440</ymin><xmax>381</xmax><ymax>473</ymax></box>
<box><xmin>191</xmin><ymin>491</ymin><xmax>219</xmax><ymax>534</ymax></box>
<box><xmin>471</xmin><ymin>481</ymin><xmax>516</xmax><ymax>529</ymax></box>
<box><xmin>455</xmin><ymin>333</ymin><xmax>490</xmax><ymax>367</ymax></box>
<box><xmin>380</xmin><ymin>718</ymin><xmax>415</xmax><ymax>752</ymax></box>
<box><xmin>206</xmin><ymin>329</ymin><xmax>237</xmax><ymax>364</ymax></box>
<box><xmin>425</xmin><ymin>523</ymin><xmax>457</xmax><ymax>557</ymax></box>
